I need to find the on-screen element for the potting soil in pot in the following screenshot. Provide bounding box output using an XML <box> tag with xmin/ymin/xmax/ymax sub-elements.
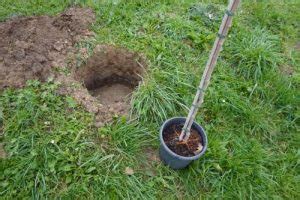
<box><xmin>163</xmin><ymin>124</ymin><xmax>203</xmax><ymax>157</ymax></box>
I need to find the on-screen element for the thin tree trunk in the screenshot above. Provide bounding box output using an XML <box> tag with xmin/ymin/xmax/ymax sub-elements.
<box><xmin>179</xmin><ymin>0</ymin><xmax>241</xmax><ymax>141</ymax></box>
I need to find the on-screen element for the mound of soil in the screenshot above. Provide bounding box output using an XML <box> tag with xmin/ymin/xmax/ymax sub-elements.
<box><xmin>163</xmin><ymin>124</ymin><xmax>203</xmax><ymax>157</ymax></box>
<box><xmin>0</xmin><ymin>7</ymin><xmax>95</xmax><ymax>89</ymax></box>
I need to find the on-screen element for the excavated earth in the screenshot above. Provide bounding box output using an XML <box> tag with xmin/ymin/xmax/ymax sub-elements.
<box><xmin>0</xmin><ymin>7</ymin><xmax>146</xmax><ymax>126</ymax></box>
<box><xmin>0</xmin><ymin>7</ymin><xmax>95</xmax><ymax>88</ymax></box>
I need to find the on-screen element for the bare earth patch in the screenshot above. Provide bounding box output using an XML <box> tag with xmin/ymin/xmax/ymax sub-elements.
<box><xmin>0</xmin><ymin>7</ymin><xmax>146</xmax><ymax>126</ymax></box>
<box><xmin>0</xmin><ymin>7</ymin><xmax>95</xmax><ymax>88</ymax></box>
<box><xmin>137</xmin><ymin>147</ymin><xmax>160</xmax><ymax>177</ymax></box>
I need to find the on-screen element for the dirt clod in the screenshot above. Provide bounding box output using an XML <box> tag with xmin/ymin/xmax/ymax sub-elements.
<box><xmin>163</xmin><ymin>124</ymin><xmax>203</xmax><ymax>157</ymax></box>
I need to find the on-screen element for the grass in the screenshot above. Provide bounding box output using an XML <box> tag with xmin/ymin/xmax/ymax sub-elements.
<box><xmin>0</xmin><ymin>0</ymin><xmax>299</xmax><ymax>199</ymax></box>
<box><xmin>226</xmin><ymin>27</ymin><xmax>282</xmax><ymax>80</ymax></box>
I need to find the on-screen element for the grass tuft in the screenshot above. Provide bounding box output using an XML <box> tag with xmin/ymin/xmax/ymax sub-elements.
<box><xmin>131</xmin><ymin>75</ymin><xmax>186</xmax><ymax>124</ymax></box>
<box><xmin>226</xmin><ymin>27</ymin><xmax>282</xmax><ymax>80</ymax></box>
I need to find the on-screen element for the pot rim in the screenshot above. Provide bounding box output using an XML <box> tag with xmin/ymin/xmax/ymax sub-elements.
<box><xmin>159</xmin><ymin>117</ymin><xmax>208</xmax><ymax>161</ymax></box>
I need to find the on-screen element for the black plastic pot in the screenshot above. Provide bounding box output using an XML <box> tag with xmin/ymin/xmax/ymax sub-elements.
<box><xmin>159</xmin><ymin>117</ymin><xmax>208</xmax><ymax>170</ymax></box>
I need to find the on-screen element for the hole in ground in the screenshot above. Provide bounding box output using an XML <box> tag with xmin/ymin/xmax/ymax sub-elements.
<box><xmin>88</xmin><ymin>75</ymin><xmax>135</xmax><ymax>106</ymax></box>
<box><xmin>76</xmin><ymin>45</ymin><xmax>145</xmax><ymax>114</ymax></box>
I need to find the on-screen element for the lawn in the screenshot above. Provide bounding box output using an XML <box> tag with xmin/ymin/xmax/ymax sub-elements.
<box><xmin>0</xmin><ymin>0</ymin><xmax>299</xmax><ymax>199</ymax></box>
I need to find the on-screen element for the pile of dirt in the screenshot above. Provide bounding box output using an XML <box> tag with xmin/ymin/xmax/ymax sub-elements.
<box><xmin>0</xmin><ymin>7</ymin><xmax>95</xmax><ymax>89</ymax></box>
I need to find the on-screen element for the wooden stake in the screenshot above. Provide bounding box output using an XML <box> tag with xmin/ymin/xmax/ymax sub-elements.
<box><xmin>179</xmin><ymin>0</ymin><xmax>241</xmax><ymax>141</ymax></box>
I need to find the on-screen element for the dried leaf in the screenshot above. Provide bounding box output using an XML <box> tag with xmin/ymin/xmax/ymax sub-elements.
<box><xmin>124</xmin><ymin>167</ymin><xmax>134</xmax><ymax>175</ymax></box>
<box><xmin>194</xmin><ymin>143</ymin><xmax>203</xmax><ymax>154</ymax></box>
